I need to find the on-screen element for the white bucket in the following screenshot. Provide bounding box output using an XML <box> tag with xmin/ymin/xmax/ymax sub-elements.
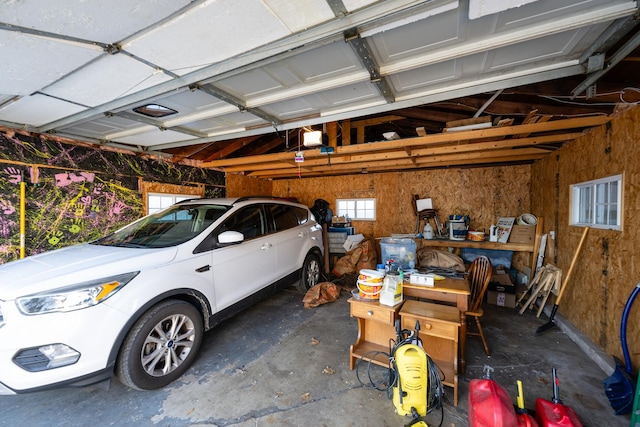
<box><xmin>358</xmin><ymin>269</ymin><xmax>384</xmax><ymax>284</ymax></box>
<box><xmin>357</xmin><ymin>280</ymin><xmax>383</xmax><ymax>300</ymax></box>
<box><xmin>357</xmin><ymin>269</ymin><xmax>385</xmax><ymax>300</ymax></box>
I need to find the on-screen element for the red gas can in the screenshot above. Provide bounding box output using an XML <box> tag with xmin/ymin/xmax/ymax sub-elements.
<box><xmin>535</xmin><ymin>369</ymin><xmax>583</xmax><ymax>427</ymax></box>
<box><xmin>468</xmin><ymin>366</ymin><xmax>518</xmax><ymax>427</ymax></box>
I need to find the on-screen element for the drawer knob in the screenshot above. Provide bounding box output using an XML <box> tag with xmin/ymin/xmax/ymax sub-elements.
<box><xmin>424</xmin><ymin>323</ymin><xmax>432</xmax><ymax>330</ymax></box>
<box><xmin>367</xmin><ymin>310</ymin><xmax>373</xmax><ymax>316</ymax></box>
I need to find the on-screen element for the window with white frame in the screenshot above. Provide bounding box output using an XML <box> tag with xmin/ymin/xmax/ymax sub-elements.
<box><xmin>571</xmin><ymin>174</ymin><xmax>622</xmax><ymax>230</ymax></box>
<box><xmin>148</xmin><ymin>193</ymin><xmax>198</xmax><ymax>215</ymax></box>
<box><xmin>336</xmin><ymin>198</ymin><xmax>376</xmax><ymax>220</ymax></box>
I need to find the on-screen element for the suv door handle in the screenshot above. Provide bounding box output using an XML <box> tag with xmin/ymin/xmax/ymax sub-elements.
<box><xmin>298</xmin><ymin>232</ymin><xmax>305</xmax><ymax>238</ymax></box>
<box><xmin>196</xmin><ymin>265</ymin><xmax>210</xmax><ymax>273</ymax></box>
<box><xmin>261</xmin><ymin>243</ymin><xmax>272</xmax><ymax>250</ymax></box>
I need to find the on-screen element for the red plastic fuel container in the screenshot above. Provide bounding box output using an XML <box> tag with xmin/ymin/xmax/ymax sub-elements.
<box><xmin>535</xmin><ymin>398</ymin><xmax>583</xmax><ymax>427</ymax></box>
<box><xmin>468</xmin><ymin>366</ymin><xmax>518</xmax><ymax>427</ymax></box>
<box><xmin>535</xmin><ymin>369</ymin><xmax>583</xmax><ymax>427</ymax></box>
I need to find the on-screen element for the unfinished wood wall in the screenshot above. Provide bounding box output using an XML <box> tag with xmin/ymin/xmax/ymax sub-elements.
<box><xmin>531</xmin><ymin>105</ymin><xmax>640</xmax><ymax>367</ymax></box>
<box><xmin>268</xmin><ymin>165</ymin><xmax>533</xmax><ymax>271</ymax></box>
<box><xmin>226</xmin><ymin>173</ymin><xmax>273</xmax><ymax>197</ymax></box>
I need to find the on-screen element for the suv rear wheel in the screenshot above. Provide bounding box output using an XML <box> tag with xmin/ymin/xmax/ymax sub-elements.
<box><xmin>116</xmin><ymin>300</ymin><xmax>203</xmax><ymax>390</ymax></box>
<box><xmin>298</xmin><ymin>252</ymin><xmax>322</xmax><ymax>292</ymax></box>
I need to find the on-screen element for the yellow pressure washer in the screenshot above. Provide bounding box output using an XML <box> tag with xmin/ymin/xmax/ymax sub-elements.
<box><xmin>390</xmin><ymin>319</ymin><xmax>444</xmax><ymax>427</ymax></box>
<box><xmin>393</xmin><ymin>343</ymin><xmax>428</xmax><ymax>417</ymax></box>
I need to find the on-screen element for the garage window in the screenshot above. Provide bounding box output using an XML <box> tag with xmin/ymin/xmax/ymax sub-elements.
<box><xmin>148</xmin><ymin>193</ymin><xmax>198</xmax><ymax>215</ymax></box>
<box><xmin>336</xmin><ymin>198</ymin><xmax>376</xmax><ymax>220</ymax></box>
<box><xmin>570</xmin><ymin>174</ymin><xmax>622</xmax><ymax>230</ymax></box>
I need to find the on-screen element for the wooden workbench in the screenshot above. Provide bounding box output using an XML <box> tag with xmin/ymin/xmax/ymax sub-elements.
<box><xmin>420</xmin><ymin>217</ymin><xmax>543</xmax><ymax>275</ymax></box>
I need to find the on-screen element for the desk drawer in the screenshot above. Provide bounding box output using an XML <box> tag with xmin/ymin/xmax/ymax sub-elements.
<box><xmin>401</xmin><ymin>315</ymin><xmax>457</xmax><ymax>340</ymax></box>
<box><xmin>350</xmin><ymin>301</ymin><xmax>395</xmax><ymax>325</ymax></box>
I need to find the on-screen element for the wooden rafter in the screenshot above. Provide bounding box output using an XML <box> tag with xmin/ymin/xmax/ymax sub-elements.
<box><xmin>202</xmin><ymin>115</ymin><xmax>610</xmax><ymax>179</ymax></box>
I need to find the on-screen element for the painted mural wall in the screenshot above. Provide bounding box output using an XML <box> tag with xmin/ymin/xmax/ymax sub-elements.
<box><xmin>0</xmin><ymin>129</ymin><xmax>225</xmax><ymax>264</ymax></box>
<box><xmin>531</xmin><ymin>105</ymin><xmax>640</xmax><ymax>367</ymax></box>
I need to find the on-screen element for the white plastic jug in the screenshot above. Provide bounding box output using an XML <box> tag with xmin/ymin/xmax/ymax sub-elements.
<box><xmin>489</xmin><ymin>224</ymin><xmax>498</xmax><ymax>242</ymax></box>
<box><xmin>380</xmin><ymin>271</ymin><xmax>403</xmax><ymax>306</ymax></box>
<box><xmin>423</xmin><ymin>222</ymin><xmax>434</xmax><ymax>239</ymax></box>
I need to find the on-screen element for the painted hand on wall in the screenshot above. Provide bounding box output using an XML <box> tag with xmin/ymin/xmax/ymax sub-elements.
<box><xmin>47</xmin><ymin>231</ymin><xmax>64</xmax><ymax>246</ymax></box>
<box><xmin>3</xmin><ymin>167</ymin><xmax>22</xmax><ymax>184</ymax></box>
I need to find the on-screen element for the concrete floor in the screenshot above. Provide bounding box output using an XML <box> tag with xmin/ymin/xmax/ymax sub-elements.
<box><xmin>0</xmin><ymin>285</ymin><xmax>632</xmax><ymax>426</ymax></box>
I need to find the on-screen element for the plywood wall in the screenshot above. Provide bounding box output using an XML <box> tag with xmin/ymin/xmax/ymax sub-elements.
<box><xmin>226</xmin><ymin>173</ymin><xmax>272</xmax><ymax>197</ymax></box>
<box><xmin>269</xmin><ymin>165</ymin><xmax>533</xmax><ymax>271</ymax></box>
<box><xmin>531</xmin><ymin>105</ymin><xmax>640</xmax><ymax>366</ymax></box>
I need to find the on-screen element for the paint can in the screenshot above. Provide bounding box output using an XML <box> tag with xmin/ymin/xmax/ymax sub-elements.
<box><xmin>356</xmin><ymin>269</ymin><xmax>384</xmax><ymax>300</ymax></box>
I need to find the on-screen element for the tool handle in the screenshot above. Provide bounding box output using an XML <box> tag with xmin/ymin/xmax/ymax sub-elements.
<box><xmin>516</xmin><ymin>380</ymin><xmax>525</xmax><ymax>410</ymax></box>
<box><xmin>556</xmin><ymin>227</ymin><xmax>589</xmax><ymax>305</ymax></box>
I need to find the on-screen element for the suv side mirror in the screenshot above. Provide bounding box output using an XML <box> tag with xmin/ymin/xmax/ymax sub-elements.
<box><xmin>218</xmin><ymin>230</ymin><xmax>244</xmax><ymax>245</ymax></box>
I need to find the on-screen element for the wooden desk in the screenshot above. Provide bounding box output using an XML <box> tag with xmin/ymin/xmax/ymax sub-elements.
<box><xmin>348</xmin><ymin>298</ymin><xmax>402</xmax><ymax>370</ymax></box>
<box><xmin>403</xmin><ymin>277</ymin><xmax>470</xmax><ymax>374</ymax></box>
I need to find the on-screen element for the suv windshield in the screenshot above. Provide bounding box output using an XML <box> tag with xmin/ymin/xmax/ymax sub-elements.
<box><xmin>94</xmin><ymin>204</ymin><xmax>230</xmax><ymax>248</ymax></box>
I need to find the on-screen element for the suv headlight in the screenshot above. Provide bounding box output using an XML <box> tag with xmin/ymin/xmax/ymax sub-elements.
<box><xmin>16</xmin><ymin>272</ymin><xmax>139</xmax><ymax>315</ymax></box>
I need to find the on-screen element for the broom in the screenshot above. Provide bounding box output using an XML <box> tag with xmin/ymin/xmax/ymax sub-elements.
<box><xmin>536</xmin><ymin>227</ymin><xmax>589</xmax><ymax>336</ymax></box>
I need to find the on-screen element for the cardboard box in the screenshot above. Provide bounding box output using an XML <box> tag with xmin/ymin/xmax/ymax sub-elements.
<box><xmin>487</xmin><ymin>266</ymin><xmax>516</xmax><ymax>307</ymax></box>
<box><xmin>508</xmin><ymin>225</ymin><xmax>535</xmax><ymax>244</ymax></box>
<box><xmin>488</xmin><ymin>266</ymin><xmax>515</xmax><ymax>293</ymax></box>
<box><xmin>343</xmin><ymin>234</ymin><xmax>365</xmax><ymax>252</ymax></box>
<box><xmin>487</xmin><ymin>290</ymin><xmax>516</xmax><ymax>308</ymax></box>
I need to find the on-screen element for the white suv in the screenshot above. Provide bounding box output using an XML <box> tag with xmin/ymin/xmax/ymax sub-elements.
<box><xmin>0</xmin><ymin>197</ymin><xmax>323</xmax><ymax>394</ymax></box>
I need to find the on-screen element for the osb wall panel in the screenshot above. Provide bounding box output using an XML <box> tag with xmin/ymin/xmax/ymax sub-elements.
<box><xmin>531</xmin><ymin>105</ymin><xmax>640</xmax><ymax>368</ymax></box>
<box><xmin>271</xmin><ymin>165</ymin><xmax>533</xmax><ymax>270</ymax></box>
<box><xmin>226</xmin><ymin>173</ymin><xmax>272</xmax><ymax>197</ymax></box>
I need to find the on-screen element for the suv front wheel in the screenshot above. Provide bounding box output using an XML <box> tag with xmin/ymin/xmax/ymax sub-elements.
<box><xmin>116</xmin><ymin>299</ymin><xmax>203</xmax><ymax>390</ymax></box>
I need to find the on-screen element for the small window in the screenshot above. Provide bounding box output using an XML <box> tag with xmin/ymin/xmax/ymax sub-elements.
<box><xmin>336</xmin><ymin>198</ymin><xmax>376</xmax><ymax>220</ymax></box>
<box><xmin>571</xmin><ymin>174</ymin><xmax>622</xmax><ymax>230</ymax></box>
<box><xmin>148</xmin><ymin>193</ymin><xmax>197</xmax><ymax>215</ymax></box>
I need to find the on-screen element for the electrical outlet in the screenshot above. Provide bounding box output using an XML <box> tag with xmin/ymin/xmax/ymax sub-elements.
<box><xmin>550</xmin><ymin>230</ymin><xmax>555</xmax><ymax>240</ymax></box>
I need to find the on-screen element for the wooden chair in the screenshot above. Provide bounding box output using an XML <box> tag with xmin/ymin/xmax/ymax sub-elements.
<box><xmin>465</xmin><ymin>256</ymin><xmax>493</xmax><ymax>356</ymax></box>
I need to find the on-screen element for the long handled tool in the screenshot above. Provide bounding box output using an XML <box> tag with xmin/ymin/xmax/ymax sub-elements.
<box><xmin>536</xmin><ymin>227</ymin><xmax>589</xmax><ymax>336</ymax></box>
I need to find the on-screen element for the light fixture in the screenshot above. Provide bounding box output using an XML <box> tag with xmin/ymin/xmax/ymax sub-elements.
<box><xmin>133</xmin><ymin>104</ymin><xmax>177</xmax><ymax>118</ymax></box>
<box><xmin>303</xmin><ymin>130</ymin><xmax>322</xmax><ymax>147</ymax></box>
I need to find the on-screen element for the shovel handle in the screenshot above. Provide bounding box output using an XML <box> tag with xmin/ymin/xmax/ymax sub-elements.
<box><xmin>556</xmin><ymin>227</ymin><xmax>589</xmax><ymax>305</ymax></box>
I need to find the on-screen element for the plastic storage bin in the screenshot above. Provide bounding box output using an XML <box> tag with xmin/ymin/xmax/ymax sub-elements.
<box><xmin>380</xmin><ymin>238</ymin><xmax>417</xmax><ymax>270</ymax></box>
<box><xmin>327</xmin><ymin>231</ymin><xmax>348</xmax><ymax>253</ymax></box>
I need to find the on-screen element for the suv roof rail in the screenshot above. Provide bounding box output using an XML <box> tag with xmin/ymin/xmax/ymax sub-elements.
<box><xmin>233</xmin><ymin>196</ymin><xmax>299</xmax><ymax>204</ymax></box>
